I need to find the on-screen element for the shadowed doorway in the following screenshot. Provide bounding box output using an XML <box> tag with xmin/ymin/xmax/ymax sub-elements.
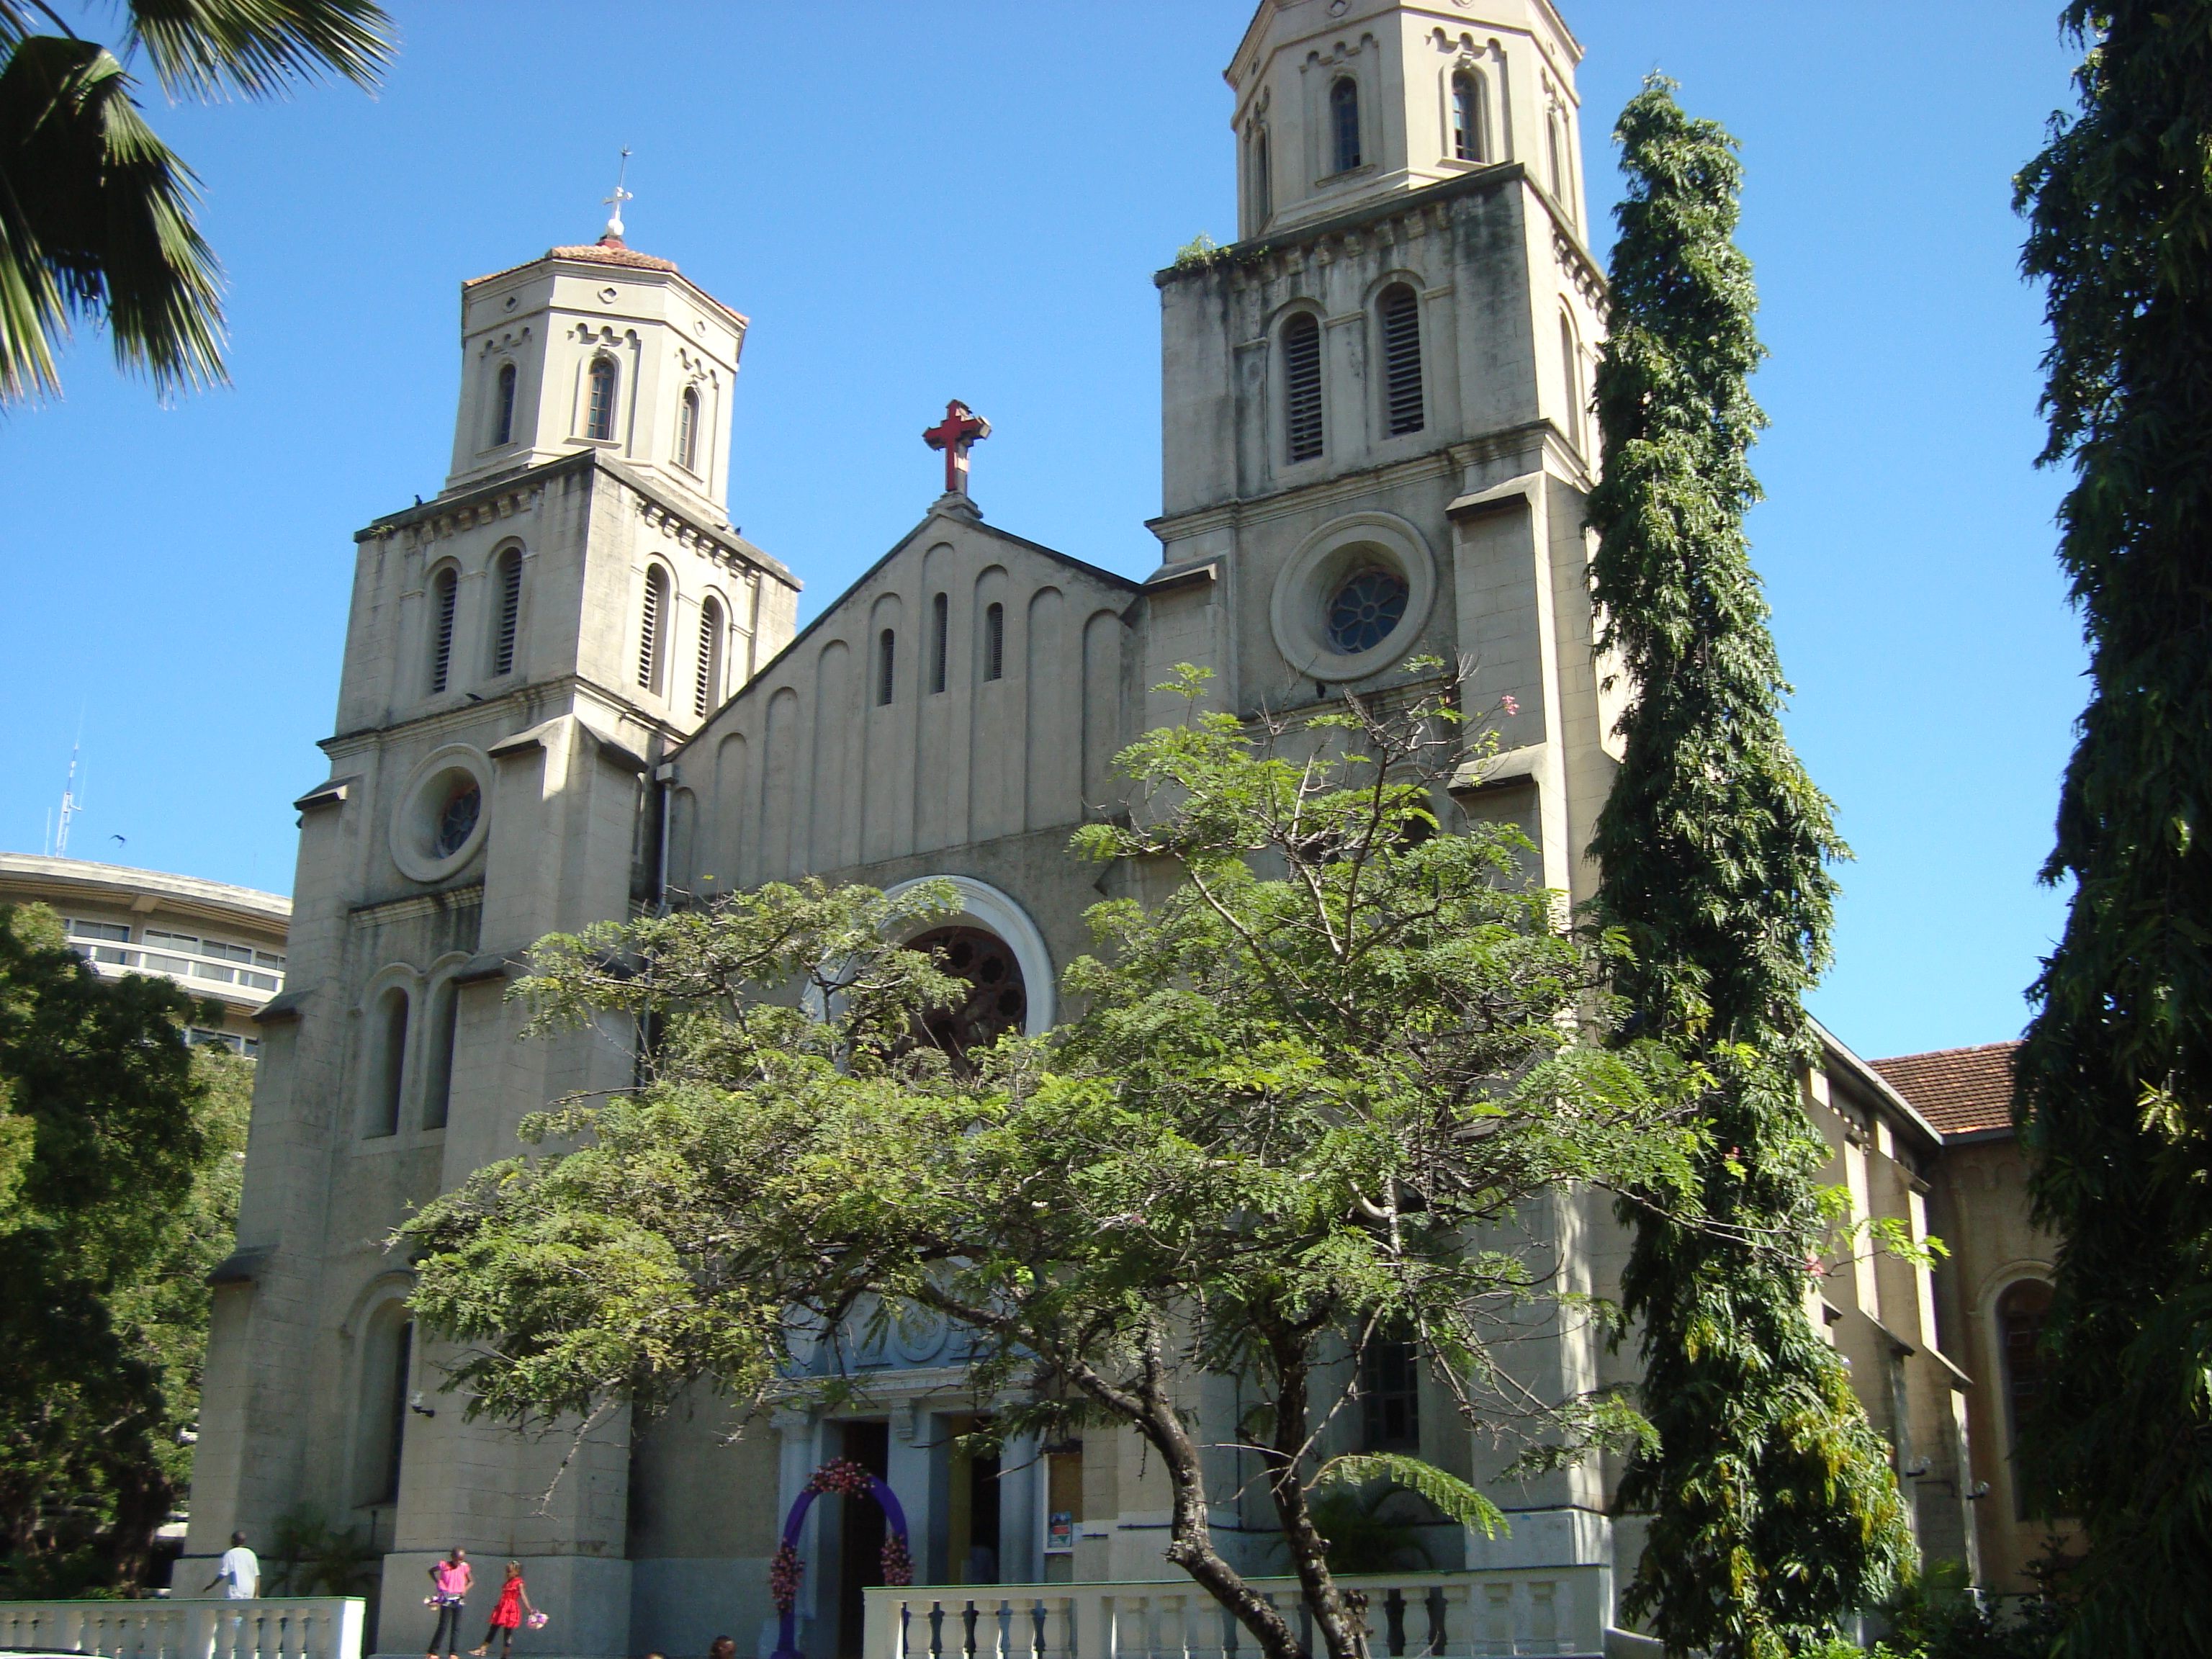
<box><xmin>835</xmin><ymin>1421</ymin><xmax>890</xmax><ymax>1659</ymax></box>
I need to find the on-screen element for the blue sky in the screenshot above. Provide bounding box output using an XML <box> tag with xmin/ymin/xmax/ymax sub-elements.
<box><xmin>0</xmin><ymin>1</ymin><xmax>2082</xmax><ymax>1061</ymax></box>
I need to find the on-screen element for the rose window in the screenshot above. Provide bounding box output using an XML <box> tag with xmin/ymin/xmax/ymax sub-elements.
<box><xmin>432</xmin><ymin>779</ymin><xmax>482</xmax><ymax>859</ymax></box>
<box><xmin>1326</xmin><ymin>567</ymin><xmax>1409</xmax><ymax>655</ymax></box>
<box><xmin>907</xmin><ymin>926</ymin><xmax>1026</xmax><ymax>1061</ymax></box>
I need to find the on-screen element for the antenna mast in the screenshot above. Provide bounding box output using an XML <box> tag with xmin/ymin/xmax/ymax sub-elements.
<box><xmin>54</xmin><ymin>739</ymin><xmax>82</xmax><ymax>858</ymax></box>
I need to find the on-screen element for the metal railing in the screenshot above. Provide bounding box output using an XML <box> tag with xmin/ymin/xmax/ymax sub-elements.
<box><xmin>0</xmin><ymin>1597</ymin><xmax>364</xmax><ymax>1659</ymax></box>
<box><xmin>863</xmin><ymin>1569</ymin><xmax>1609</xmax><ymax>1659</ymax></box>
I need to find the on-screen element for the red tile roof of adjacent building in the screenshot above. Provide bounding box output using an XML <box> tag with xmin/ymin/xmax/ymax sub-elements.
<box><xmin>466</xmin><ymin>235</ymin><xmax>678</xmax><ymax>287</ymax></box>
<box><xmin>1869</xmin><ymin>1041</ymin><xmax>2019</xmax><ymax>1137</ymax></box>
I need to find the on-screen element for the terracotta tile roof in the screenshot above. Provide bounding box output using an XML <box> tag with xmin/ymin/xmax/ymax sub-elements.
<box><xmin>467</xmin><ymin>235</ymin><xmax>678</xmax><ymax>287</ymax></box>
<box><xmin>1869</xmin><ymin>1041</ymin><xmax>2019</xmax><ymax>1137</ymax></box>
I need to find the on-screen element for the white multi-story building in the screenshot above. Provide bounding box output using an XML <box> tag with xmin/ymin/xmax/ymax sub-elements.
<box><xmin>0</xmin><ymin>852</ymin><xmax>289</xmax><ymax>1054</ymax></box>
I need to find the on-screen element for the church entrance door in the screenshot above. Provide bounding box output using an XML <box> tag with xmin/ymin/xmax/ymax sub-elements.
<box><xmin>834</xmin><ymin>1421</ymin><xmax>890</xmax><ymax>1659</ymax></box>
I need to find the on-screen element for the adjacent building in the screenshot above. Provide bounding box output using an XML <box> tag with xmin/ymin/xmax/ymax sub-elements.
<box><xmin>0</xmin><ymin>852</ymin><xmax>289</xmax><ymax>1053</ymax></box>
<box><xmin>1870</xmin><ymin>1042</ymin><xmax>2071</xmax><ymax>1597</ymax></box>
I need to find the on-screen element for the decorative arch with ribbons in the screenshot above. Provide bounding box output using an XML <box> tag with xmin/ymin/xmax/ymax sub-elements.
<box><xmin>770</xmin><ymin>1458</ymin><xmax>912</xmax><ymax>1659</ymax></box>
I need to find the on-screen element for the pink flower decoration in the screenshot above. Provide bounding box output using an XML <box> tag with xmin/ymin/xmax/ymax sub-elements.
<box><xmin>1501</xmin><ymin>695</ymin><xmax>1519</xmax><ymax>717</ymax></box>
<box><xmin>881</xmin><ymin>1532</ymin><xmax>913</xmax><ymax>1588</ymax></box>
<box><xmin>770</xmin><ymin>1542</ymin><xmax>804</xmax><ymax>1614</ymax></box>
<box><xmin>806</xmin><ymin>1457</ymin><xmax>882</xmax><ymax>1499</ymax></box>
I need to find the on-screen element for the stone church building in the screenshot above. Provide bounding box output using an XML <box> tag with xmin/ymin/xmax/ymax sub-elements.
<box><xmin>184</xmin><ymin>3</ymin><xmax>2026</xmax><ymax>1655</ymax></box>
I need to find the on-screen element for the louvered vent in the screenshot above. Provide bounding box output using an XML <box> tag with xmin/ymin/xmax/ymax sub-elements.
<box><xmin>696</xmin><ymin>599</ymin><xmax>723</xmax><ymax>716</ymax></box>
<box><xmin>1284</xmin><ymin>315</ymin><xmax>1323</xmax><ymax>462</ymax></box>
<box><xmin>428</xmin><ymin>569</ymin><xmax>458</xmax><ymax>694</ymax></box>
<box><xmin>1381</xmin><ymin>287</ymin><xmax>1424</xmax><ymax>436</ymax></box>
<box><xmin>638</xmin><ymin>567</ymin><xmax>666</xmax><ymax>691</ymax></box>
<box><xmin>492</xmin><ymin>551</ymin><xmax>521</xmax><ymax>676</ymax></box>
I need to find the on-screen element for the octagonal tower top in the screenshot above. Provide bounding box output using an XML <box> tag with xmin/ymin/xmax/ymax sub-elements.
<box><xmin>1227</xmin><ymin>0</ymin><xmax>1588</xmax><ymax>240</ymax></box>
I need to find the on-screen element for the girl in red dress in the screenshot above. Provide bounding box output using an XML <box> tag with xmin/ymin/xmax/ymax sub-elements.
<box><xmin>470</xmin><ymin>1562</ymin><xmax>536</xmax><ymax>1659</ymax></box>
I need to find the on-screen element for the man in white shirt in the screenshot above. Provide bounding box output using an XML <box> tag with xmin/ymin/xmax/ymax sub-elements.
<box><xmin>204</xmin><ymin>1532</ymin><xmax>259</xmax><ymax>1599</ymax></box>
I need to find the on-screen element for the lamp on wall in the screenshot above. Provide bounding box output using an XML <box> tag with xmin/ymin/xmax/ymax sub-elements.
<box><xmin>409</xmin><ymin>1391</ymin><xmax>437</xmax><ymax>1419</ymax></box>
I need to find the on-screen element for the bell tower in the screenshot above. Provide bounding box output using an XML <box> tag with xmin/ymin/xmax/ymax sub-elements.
<box><xmin>444</xmin><ymin>207</ymin><xmax>746</xmax><ymax>524</ymax></box>
<box><xmin>184</xmin><ymin>214</ymin><xmax>799</xmax><ymax>1659</ymax></box>
<box><xmin>1150</xmin><ymin>0</ymin><xmax>1622</xmax><ymax>1581</ymax></box>
<box><xmin>1229</xmin><ymin>0</ymin><xmax>1588</xmax><ymax>240</ymax></box>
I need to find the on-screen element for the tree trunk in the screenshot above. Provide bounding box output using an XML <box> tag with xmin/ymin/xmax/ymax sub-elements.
<box><xmin>1071</xmin><ymin>1337</ymin><xmax>1308</xmax><ymax>1659</ymax></box>
<box><xmin>107</xmin><ymin>1456</ymin><xmax>174</xmax><ymax>1593</ymax></box>
<box><xmin>1262</xmin><ymin>1345</ymin><xmax>1362</xmax><ymax>1659</ymax></box>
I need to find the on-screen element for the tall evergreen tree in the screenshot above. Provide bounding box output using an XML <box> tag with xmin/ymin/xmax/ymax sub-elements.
<box><xmin>1585</xmin><ymin>79</ymin><xmax>1912</xmax><ymax>1659</ymax></box>
<box><xmin>2013</xmin><ymin>5</ymin><xmax>2212</xmax><ymax>1650</ymax></box>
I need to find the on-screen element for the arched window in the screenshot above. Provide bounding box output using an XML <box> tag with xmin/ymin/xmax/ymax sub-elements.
<box><xmin>490</xmin><ymin>547</ymin><xmax>523</xmax><ymax>678</ymax></box>
<box><xmin>1452</xmin><ymin>71</ymin><xmax>1487</xmax><ymax>163</ymax></box>
<box><xmin>696</xmin><ymin>595</ymin><xmax>725</xmax><ymax>717</ymax></box>
<box><xmin>1559</xmin><ymin>311</ymin><xmax>1586</xmax><ymax>454</ymax></box>
<box><xmin>1545</xmin><ymin>106</ymin><xmax>1570</xmax><ymax>212</ymax></box>
<box><xmin>585</xmin><ymin>356</ymin><xmax>617</xmax><ymax>441</ymax></box>
<box><xmin>1251</xmin><ymin>125</ymin><xmax>1272</xmax><ymax>228</ymax></box>
<box><xmin>367</xmin><ymin>986</ymin><xmax>409</xmax><ymax>1138</ymax></box>
<box><xmin>427</xmin><ymin>566</ymin><xmax>459</xmax><ymax>695</ymax></box>
<box><xmin>1998</xmin><ymin>1279</ymin><xmax>2052</xmax><ymax>1451</ymax></box>
<box><xmin>1360</xmin><ymin>1331</ymin><xmax>1420</xmax><ymax>1452</ymax></box>
<box><xmin>421</xmin><ymin>979</ymin><xmax>458</xmax><ymax>1130</ymax></box>
<box><xmin>1329</xmin><ymin>77</ymin><xmax>1362</xmax><ymax>174</ymax></box>
<box><xmin>930</xmin><ymin>592</ymin><xmax>949</xmax><ymax>694</ymax></box>
<box><xmin>877</xmin><ymin>628</ymin><xmax>896</xmax><ymax>706</ymax></box>
<box><xmin>677</xmin><ymin>385</ymin><xmax>701</xmax><ymax>472</ymax></box>
<box><xmin>1379</xmin><ymin>284</ymin><xmax>1424</xmax><ymax>436</ymax></box>
<box><xmin>493</xmin><ymin>362</ymin><xmax>517</xmax><ymax>447</ymax></box>
<box><xmin>1282</xmin><ymin>312</ymin><xmax>1323</xmax><ymax>463</ymax></box>
<box><xmin>639</xmin><ymin>565</ymin><xmax>669</xmax><ymax>693</ymax></box>
<box><xmin>1998</xmin><ymin>1277</ymin><xmax>2053</xmax><ymax>1516</ymax></box>
<box><xmin>983</xmin><ymin>601</ymin><xmax>1005</xmax><ymax>682</ymax></box>
<box><xmin>355</xmin><ymin>1304</ymin><xmax>413</xmax><ymax>1505</ymax></box>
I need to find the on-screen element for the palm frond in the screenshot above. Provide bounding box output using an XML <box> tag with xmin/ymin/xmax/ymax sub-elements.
<box><xmin>0</xmin><ymin>33</ymin><xmax>225</xmax><ymax>401</ymax></box>
<box><xmin>0</xmin><ymin>4</ymin><xmax>45</xmax><ymax>55</ymax></box>
<box><xmin>124</xmin><ymin>0</ymin><xmax>393</xmax><ymax>99</ymax></box>
<box><xmin>1308</xmin><ymin>1452</ymin><xmax>1506</xmax><ymax>1539</ymax></box>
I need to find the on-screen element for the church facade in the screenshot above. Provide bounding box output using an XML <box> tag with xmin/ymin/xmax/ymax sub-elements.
<box><xmin>184</xmin><ymin>4</ymin><xmax>1990</xmax><ymax>1655</ymax></box>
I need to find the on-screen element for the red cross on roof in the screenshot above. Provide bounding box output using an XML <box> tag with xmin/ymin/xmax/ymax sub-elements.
<box><xmin>922</xmin><ymin>400</ymin><xmax>991</xmax><ymax>496</ymax></box>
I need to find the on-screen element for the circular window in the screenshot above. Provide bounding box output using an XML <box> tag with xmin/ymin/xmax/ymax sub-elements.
<box><xmin>908</xmin><ymin>925</ymin><xmax>1027</xmax><ymax>1061</ymax></box>
<box><xmin>1269</xmin><ymin>512</ymin><xmax>1437</xmax><ymax>683</ymax></box>
<box><xmin>389</xmin><ymin>744</ymin><xmax>493</xmax><ymax>884</ymax></box>
<box><xmin>431</xmin><ymin>778</ymin><xmax>482</xmax><ymax>858</ymax></box>
<box><xmin>1326</xmin><ymin>568</ymin><xmax>1409</xmax><ymax>655</ymax></box>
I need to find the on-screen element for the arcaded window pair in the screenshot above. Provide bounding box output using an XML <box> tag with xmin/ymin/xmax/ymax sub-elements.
<box><xmin>427</xmin><ymin>548</ymin><xmax>524</xmax><ymax>696</ymax></box>
<box><xmin>1282</xmin><ymin>284</ymin><xmax>1425</xmax><ymax>465</ymax></box>
<box><xmin>636</xmin><ymin>565</ymin><xmax>732</xmax><ymax>717</ymax></box>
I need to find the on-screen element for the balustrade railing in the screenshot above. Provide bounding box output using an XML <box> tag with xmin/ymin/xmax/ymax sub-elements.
<box><xmin>863</xmin><ymin>1569</ymin><xmax>1609</xmax><ymax>1659</ymax></box>
<box><xmin>0</xmin><ymin>1598</ymin><xmax>364</xmax><ymax>1659</ymax></box>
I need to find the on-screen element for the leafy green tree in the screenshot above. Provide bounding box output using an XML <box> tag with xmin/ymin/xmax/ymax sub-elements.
<box><xmin>0</xmin><ymin>904</ymin><xmax>248</xmax><ymax>1593</ymax></box>
<box><xmin>2010</xmin><ymin>4</ymin><xmax>2212</xmax><ymax>1650</ymax></box>
<box><xmin>405</xmin><ymin>675</ymin><xmax>1702</xmax><ymax>1659</ymax></box>
<box><xmin>1584</xmin><ymin>78</ymin><xmax>1912</xmax><ymax>1658</ymax></box>
<box><xmin>0</xmin><ymin>0</ymin><xmax>392</xmax><ymax>403</ymax></box>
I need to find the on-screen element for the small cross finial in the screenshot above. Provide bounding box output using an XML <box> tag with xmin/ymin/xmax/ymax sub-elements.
<box><xmin>603</xmin><ymin>148</ymin><xmax>634</xmax><ymax>243</ymax></box>
<box><xmin>922</xmin><ymin>400</ymin><xmax>991</xmax><ymax>496</ymax></box>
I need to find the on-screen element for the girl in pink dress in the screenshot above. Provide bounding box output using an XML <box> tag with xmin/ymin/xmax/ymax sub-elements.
<box><xmin>424</xmin><ymin>1549</ymin><xmax>473</xmax><ymax>1659</ymax></box>
<box><xmin>470</xmin><ymin>1561</ymin><xmax>536</xmax><ymax>1659</ymax></box>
